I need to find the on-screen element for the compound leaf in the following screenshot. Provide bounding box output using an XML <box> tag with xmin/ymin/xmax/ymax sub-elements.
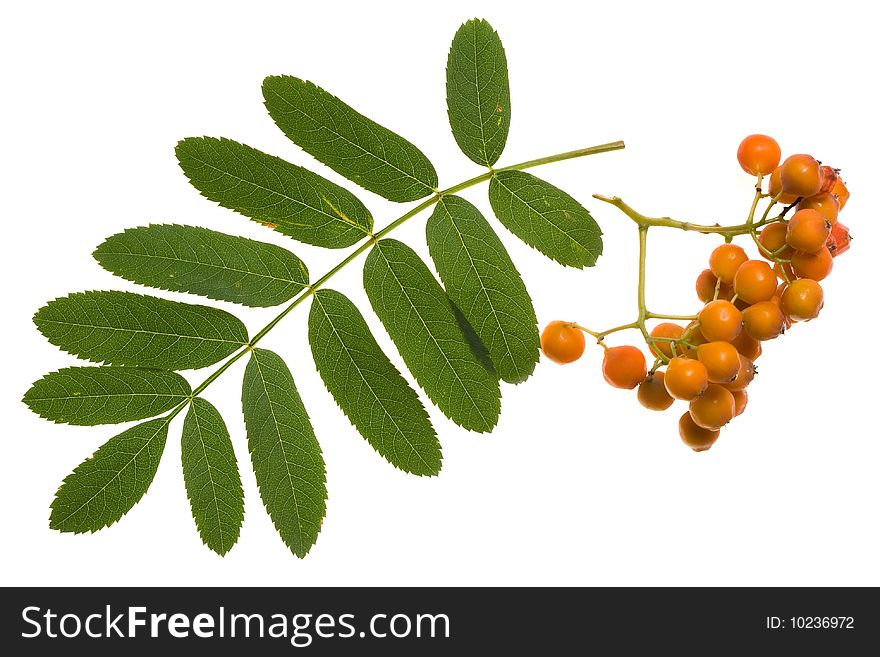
<box><xmin>94</xmin><ymin>224</ymin><xmax>309</xmax><ymax>307</ymax></box>
<box><xmin>242</xmin><ymin>348</ymin><xmax>326</xmax><ymax>558</ymax></box>
<box><xmin>23</xmin><ymin>366</ymin><xmax>190</xmax><ymax>426</ymax></box>
<box><xmin>488</xmin><ymin>170</ymin><xmax>603</xmax><ymax>268</ymax></box>
<box><xmin>427</xmin><ymin>196</ymin><xmax>538</xmax><ymax>384</ymax></box>
<box><xmin>263</xmin><ymin>76</ymin><xmax>437</xmax><ymax>202</ymax></box>
<box><xmin>446</xmin><ymin>18</ymin><xmax>510</xmax><ymax>167</ymax></box>
<box><xmin>33</xmin><ymin>291</ymin><xmax>248</xmax><ymax>371</ymax></box>
<box><xmin>309</xmin><ymin>289</ymin><xmax>441</xmax><ymax>476</ymax></box>
<box><xmin>176</xmin><ymin>137</ymin><xmax>372</xmax><ymax>248</ymax></box>
<box><xmin>182</xmin><ymin>398</ymin><xmax>244</xmax><ymax>556</ymax></box>
<box><xmin>363</xmin><ymin>239</ymin><xmax>500</xmax><ymax>433</ymax></box>
<box><xmin>49</xmin><ymin>417</ymin><xmax>170</xmax><ymax>533</ymax></box>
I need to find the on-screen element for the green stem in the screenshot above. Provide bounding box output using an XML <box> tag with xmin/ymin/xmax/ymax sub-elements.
<box><xmin>636</xmin><ymin>226</ymin><xmax>650</xmax><ymax>341</ymax></box>
<box><xmin>179</xmin><ymin>139</ymin><xmax>625</xmax><ymax>404</ymax></box>
<box><xmin>645</xmin><ymin>312</ymin><xmax>698</xmax><ymax>321</ymax></box>
<box><xmin>592</xmin><ymin>195</ymin><xmax>777</xmax><ymax>235</ymax></box>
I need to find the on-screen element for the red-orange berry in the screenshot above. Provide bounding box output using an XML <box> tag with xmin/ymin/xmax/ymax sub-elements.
<box><xmin>827</xmin><ymin>223</ymin><xmax>851</xmax><ymax>257</ymax></box>
<box><xmin>602</xmin><ymin>345</ymin><xmax>647</xmax><ymax>389</ymax></box>
<box><xmin>780</xmin><ymin>154</ymin><xmax>822</xmax><ymax>198</ymax></box>
<box><xmin>818</xmin><ymin>165</ymin><xmax>838</xmax><ymax>194</ymax></box>
<box><xmin>786</xmin><ymin>208</ymin><xmax>832</xmax><ymax>254</ymax></box>
<box><xmin>696</xmin><ymin>269</ymin><xmax>732</xmax><ymax>303</ymax></box>
<box><xmin>737</xmin><ymin>134</ymin><xmax>781</xmax><ymax>176</ymax></box>
<box><xmin>541</xmin><ymin>321</ymin><xmax>585</xmax><ymax>364</ymax></box>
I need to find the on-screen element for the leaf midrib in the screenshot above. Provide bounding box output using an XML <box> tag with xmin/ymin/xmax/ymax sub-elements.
<box><xmin>96</xmin><ymin>249</ymin><xmax>308</xmax><ymax>288</ymax></box>
<box><xmin>313</xmin><ymin>294</ymin><xmax>432</xmax><ymax>472</ymax></box>
<box><xmin>493</xmin><ymin>173</ymin><xmax>591</xmax><ymax>257</ymax></box>
<box><xmin>437</xmin><ymin>200</ymin><xmax>519</xmax><ymax>371</ymax></box>
<box><xmin>250</xmin><ymin>352</ymin><xmax>304</xmax><ymax>551</ymax></box>
<box><xmin>375</xmin><ymin>244</ymin><xmax>492</xmax><ymax>429</ymax></box>
<box><xmin>189</xmin><ymin>400</ymin><xmax>227</xmax><ymax>551</ymax></box>
<box><xmin>187</xmin><ymin>150</ymin><xmax>371</xmax><ymax>234</ymax></box>
<box><xmin>265</xmin><ymin>84</ymin><xmax>434</xmax><ymax>196</ymax></box>
<box><xmin>38</xmin><ymin>318</ymin><xmax>245</xmax><ymax>346</ymax></box>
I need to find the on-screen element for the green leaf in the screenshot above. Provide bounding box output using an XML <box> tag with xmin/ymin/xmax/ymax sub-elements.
<box><xmin>488</xmin><ymin>170</ymin><xmax>603</xmax><ymax>268</ymax></box>
<box><xmin>176</xmin><ymin>137</ymin><xmax>372</xmax><ymax>248</ymax></box>
<box><xmin>50</xmin><ymin>417</ymin><xmax>169</xmax><ymax>533</ymax></box>
<box><xmin>363</xmin><ymin>239</ymin><xmax>500</xmax><ymax>432</ymax></box>
<box><xmin>242</xmin><ymin>348</ymin><xmax>326</xmax><ymax>557</ymax></box>
<box><xmin>182</xmin><ymin>398</ymin><xmax>244</xmax><ymax>556</ymax></box>
<box><xmin>263</xmin><ymin>76</ymin><xmax>438</xmax><ymax>203</ymax></box>
<box><xmin>33</xmin><ymin>291</ymin><xmax>248</xmax><ymax>371</ymax></box>
<box><xmin>94</xmin><ymin>224</ymin><xmax>309</xmax><ymax>308</ymax></box>
<box><xmin>309</xmin><ymin>289</ymin><xmax>441</xmax><ymax>476</ymax></box>
<box><xmin>427</xmin><ymin>196</ymin><xmax>539</xmax><ymax>384</ymax></box>
<box><xmin>446</xmin><ymin>18</ymin><xmax>510</xmax><ymax>167</ymax></box>
<box><xmin>23</xmin><ymin>366</ymin><xmax>190</xmax><ymax>426</ymax></box>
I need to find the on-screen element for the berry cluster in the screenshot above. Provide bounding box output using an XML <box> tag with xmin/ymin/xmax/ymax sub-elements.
<box><xmin>540</xmin><ymin>135</ymin><xmax>852</xmax><ymax>452</ymax></box>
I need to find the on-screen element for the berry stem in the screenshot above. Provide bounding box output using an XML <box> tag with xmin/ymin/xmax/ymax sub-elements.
<box><xmin>592</xmin><ymin>194</ymin><xmax>777</xmax><ymax>235</ymax></box>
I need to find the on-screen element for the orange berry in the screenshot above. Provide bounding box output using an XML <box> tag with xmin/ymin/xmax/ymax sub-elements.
<box><xmin>682</xmin><ymin>321</ymin><xmax>709</xmax><ymax>360</ymax></box>
<box><xmin>731</xmin><ymin>390</ymin><xmax>748</xmax><ymax>417</ymax></box>
<box><xmin>737</xmin><ymin>134</ymin><xmax>781</xmax><ymax>176</ymax></box>
<box><xmin>743</xmin><ymin>300</ymin><xmax>785</xmax><ymax>340</ymax></box>
<box><xmin>781</xmin><ymin>279</ymin><xmax>824</xmax><ymax>321</ymax></box>
<box><xmin>791</xmin><ymin>247</ymin><xmax>833</xmax><ymax>281</ymax></box>
<box><xmin>831</xmin><ymin>177</ymin><xmax>850</xmax><ymax>210</ymax></box>
<box><xmin>602</xmin><ymin>345</ymin><xmax>647</xmax><ymax>389</ymax></box>
<box><xmin>827</xmin><ymin>223</ymin><xmax>851</xmax><ymax>257</ymax></box>
<box><xmin>773</xmin><ymin>261</ymin><xmax>797</xmax><ymax>282</ymax></box>
<box><xmin>758</xmin><ymin>222</ymin><xmax>793</xmax><ymax>259</ymax></box>
<box><xmin>664</xmin><ymin>357</ymin><xmax>709</xmax><ymax>401</ymax></box>
<box><xmin>786</xmin><ymin>208</ymin><xmax>831</xmax><ymax>254</ymax></box>
<box><xmin>689</xmin><ymin>384</ymin><xmax>736</xmax><ymax>431</ymax></box>
<box><xmin>541</xmin><ymin>321</ymin><xmax>585</xmax><ymax>364</ymax></box>
<box><xmin>649</xmin><ymin>323</ymin><xmax>685</xmax><ymax>359</ymax></box>
<box><xmin>721</xmin><ymin>355</ymin><xmax>756</xmax><ymax>392</ymax></box>
<box><xmin>733</xmin><ymin>260</ymin><xmax>777</xmax><ymax>304</ymax></box>
<box><xmin>780</xmin><ymin>154</ymin><xmax>822</xmax><ymax>198</ymax></box>
<box><xmin>696</xmin><ymin>341</ymin><xmax>741</xmax><ymax>383</ymax></box>
<box><xmin>709</xmin><ymin>244</ymin><xmax>748</xmax><ymax>285</ymax></box>
<box><xmin>678</xmin><ymin>412</ymin><xmax>720</xmax><ymax>452</ymax></box>
<box><xmin>696</xmin><ymin>269</ymin><xmax>732</xmax><ymax>303</ymax></box>
<box><xmin>798</xmin><ymin>192</ymin><xmax>839</xmax><ymax>225</ymax></box>
<box><xmin>769</xmin><ymin>166</ymin><xmax>799</xmax><ymax>204</ymax></box>
<box><xmin>698</xmin><ymin>300</ymin><xmax>743</xmax><ymax>343</ymax></box>
<box><xmin>637</xmin><ymin>371</ymin><xmax>675</xmax><ymax>411</ymax></box>
<box><xmin>730</xmin><ymin>330</ymin><xmax>762</xmax><ymax>361</ymax></box>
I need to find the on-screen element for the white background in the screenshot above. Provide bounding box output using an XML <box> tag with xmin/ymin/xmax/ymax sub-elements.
<box><xmin>3</xmin><ymin>0</ymin><xmax>878</xmax><ymax>586</ymax></box>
